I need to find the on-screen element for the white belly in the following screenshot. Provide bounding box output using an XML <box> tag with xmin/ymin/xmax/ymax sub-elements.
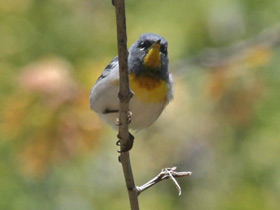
<box><xmin>97</xmin><ymin>96</ymin><xmax>166</xmax><ymax>130</ymax></box>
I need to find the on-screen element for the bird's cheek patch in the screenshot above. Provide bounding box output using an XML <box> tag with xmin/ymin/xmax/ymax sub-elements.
<box><xmin>143</xmin><ymin>44</ymin><xmax>161</xmax><ymax>69</ymax></box>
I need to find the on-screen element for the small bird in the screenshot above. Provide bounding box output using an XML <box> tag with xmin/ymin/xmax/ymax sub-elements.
<box><xmin>90</xmin><ymin>33</ymin><xmax>173</xmax><ymax>151</ymax></box>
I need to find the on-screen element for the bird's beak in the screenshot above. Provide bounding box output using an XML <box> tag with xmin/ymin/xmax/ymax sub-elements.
<box><xmin>143</xmin><ymin>39</ymin><xmax>161</xmax><ymax>69</ymax></box>
<box><xmin>151</xmin><ymin>39</ymin><xmax>161</xmax><ymax>49</ymax></box>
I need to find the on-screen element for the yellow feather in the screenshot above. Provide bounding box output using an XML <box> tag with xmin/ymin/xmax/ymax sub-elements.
<box><xmin>143</xmin><ymin>43</ymin><xmax>161</xmax><ymax>69</ymax></box>
<box><xmin>129</xmin><ymin>74</ymin><xmax>168</xmax><ymax>103</ymax></box>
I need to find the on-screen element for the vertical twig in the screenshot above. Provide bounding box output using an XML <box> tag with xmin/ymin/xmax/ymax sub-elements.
<box><xmin>113</xmin><ymin>0</ymin><xmax>140</xmax><ymax>209</ymax></box>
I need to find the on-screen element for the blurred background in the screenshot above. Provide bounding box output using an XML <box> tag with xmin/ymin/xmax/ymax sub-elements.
<box><xmin>0</xmin><ymin>0</ymin><xmax>280</xmax><ymax>209</ymax></box>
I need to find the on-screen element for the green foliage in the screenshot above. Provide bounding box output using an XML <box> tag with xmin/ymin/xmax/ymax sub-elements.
<box><xmin>0</xmin><ymin>0</ymin><xmax>280</xmax><ymax>209</ymax></box>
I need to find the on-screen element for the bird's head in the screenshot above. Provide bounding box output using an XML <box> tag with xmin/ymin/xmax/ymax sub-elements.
<box><xmin>128</xmin><ymin>33</ymin><xmax>169</xmax><ymax>80</ymax></box>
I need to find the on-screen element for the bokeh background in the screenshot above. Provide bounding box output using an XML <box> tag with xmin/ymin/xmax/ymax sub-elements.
<box><xmin>1</xmin><ymin>0</ymin><xmax>280</xmax><ymax>209</ymax></box>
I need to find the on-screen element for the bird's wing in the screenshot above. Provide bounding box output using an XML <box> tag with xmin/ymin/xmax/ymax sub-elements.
<box><xmin>96</xmin><ymin>56</ymin><xmax>119</xmax><ymax>82</ymax></box>
<box><xmin>167</xmin><ymin>73</ymin><xmax>174</xmax><ymax>102</ymax></box>
<box><xmin>90</xmin><ymin>56</ymin><xmax>120</xmax><ymax>113</ymax></box>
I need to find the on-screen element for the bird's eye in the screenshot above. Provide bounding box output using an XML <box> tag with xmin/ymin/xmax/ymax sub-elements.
<box><xmin>160</xmin><ymin>45</ymin><xmax>168</xmax><ymax>55</ymax></box>
<box><xmin>138</xmin><ymin>41</ymin><xmax>151</xmax><ymax>50</ymax></box>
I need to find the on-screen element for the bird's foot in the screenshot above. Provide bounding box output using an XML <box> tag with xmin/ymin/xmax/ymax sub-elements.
<box><xmin>115</xmin><ymin>111</ymin><xmax>133</xmax><ymax>126</ymax></box>
<box><xmin>115</xmin><ymin>117</ymin><xmax>120</xmax><ymax>126</ymax></box>
<box><xmin>116</xmin><ymin>132</ymin><xmax>135</xmax><ymax>154</ymax></box>
<box><xmin>127</xmin><ymin>111</ymin><xmax>132</xmax><ymax>124</ymax></box>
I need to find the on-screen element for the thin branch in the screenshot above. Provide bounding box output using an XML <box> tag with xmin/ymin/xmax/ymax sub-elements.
<box><xmin>113</xmin><ymin>1</ymin><xmax>192</xmax><ymax>208</ymax></box>
<box><xmin>113</xmin><ymin>0</ymin><xmax>139</xmax><ymax>210</ymax></box>
<box><xmin>136</xmin><ymin>167</ymin><xmax>192</xmax><ymax>196</ymax></box>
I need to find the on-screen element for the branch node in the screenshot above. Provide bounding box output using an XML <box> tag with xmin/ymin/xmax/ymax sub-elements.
<box><xmin>118</xmin><ymin>90</ymin><xmax>134</xmax><ymax>102</ymax></box>
<box><xmin>136</xmin><ymin>167</ymin><xmax>192</xmax><ymax>196</ymax></box>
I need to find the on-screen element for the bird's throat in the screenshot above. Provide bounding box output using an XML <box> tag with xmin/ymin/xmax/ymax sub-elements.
<box><xmin>143</xmin><ymin>44</ymin><xmax>161</xmax><ymax>69</ymax></box>
<box><xmin>129</xmin><ymin>73</ymin><xmax>168</xmax><ymax>103</ymax></box>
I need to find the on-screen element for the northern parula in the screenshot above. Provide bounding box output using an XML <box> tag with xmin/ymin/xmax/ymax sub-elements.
<box><xmin>90</xmin><ymin>33</ymin><xmax>173</xmax><ymax>149</ymax></box>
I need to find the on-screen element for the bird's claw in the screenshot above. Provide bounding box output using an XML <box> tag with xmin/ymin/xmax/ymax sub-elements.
<box><xmin>116</xmin><ymin>132</ymin><xmax>135</xmax><ymax>153</ymax></box>
<box><xmin>115</xmin><ymin>117</ymin><xmax>121</xmax><ymax>126</ymax></box>
<box><xmin>115</xmin><ymin>111</ymin><xmax>133</xmax><ymax>126</ymax></box>
<box><xmin>116</xmin><ymin>139</ymin><xmax>120</xmax><ymax>146</ymax></box>
<box><xmin>127</xmin><ymin>111</ymin><xmax>132</xmax><ymax>124</ymax></box>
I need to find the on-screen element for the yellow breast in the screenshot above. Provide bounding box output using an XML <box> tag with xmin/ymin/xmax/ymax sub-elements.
<box><xmin>129</xmin><ymin>74</ymin><xmax>168</xmax><ymax>103</ymax></box>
